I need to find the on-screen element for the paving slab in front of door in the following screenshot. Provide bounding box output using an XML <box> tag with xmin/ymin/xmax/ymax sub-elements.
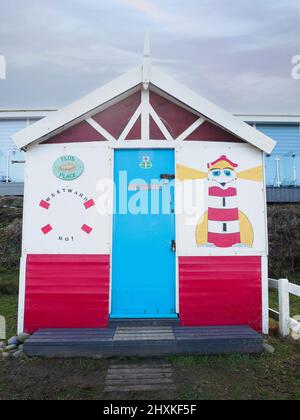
<box><xmin>113</xmin><ymin>326</ymin><xmax>175</xmax><ymax>341</ymax></box>
<box><xmin>104</xmin><ymin>364</ymin><xmax>176</xmax><ymax>393</ymax></box>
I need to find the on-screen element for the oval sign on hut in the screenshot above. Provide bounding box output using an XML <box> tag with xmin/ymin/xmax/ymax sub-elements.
<box><xmin>53</xmin><ymin>156</ymin><xmax>84</xmax><ymax>181</ymax></box>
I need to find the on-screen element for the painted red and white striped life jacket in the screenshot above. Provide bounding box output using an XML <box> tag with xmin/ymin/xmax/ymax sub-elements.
<box><xmin>207</xmin><ymin>185</ymin><xmax>241</xmax><ymax>248</ymax></box>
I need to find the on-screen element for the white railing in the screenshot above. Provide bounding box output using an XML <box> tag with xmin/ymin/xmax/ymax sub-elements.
<box><xmin>269</xmin><ymin>278</ymin><xmax>300</xmax><ymax>337</ymax></box>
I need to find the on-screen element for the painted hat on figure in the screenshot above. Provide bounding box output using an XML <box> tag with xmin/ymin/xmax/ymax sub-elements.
<box><xmin>207</xmin><ymin>155</ymin><xmax>239</xmax><ymax>170</ymax></box>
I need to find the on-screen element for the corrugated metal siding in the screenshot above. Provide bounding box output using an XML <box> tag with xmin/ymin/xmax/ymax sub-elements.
<box><xmin>179</xmin><ymin>256</ymin><xmax>262</xmax><ymax>332</ymax></box>
<box><xmin>24</xmin><ymin>254</ymin><xmax>110</xmax><ymax>333</ymax></box>
<box><xmin>0</xmin><ymin>119</ymin><xmax>39</xmax><ymax>183</ymax></box>
<box><xmin>0</xmin><ymin>120</ymin><xmax>26</xmax><ymax>182</ymax></box>
<box><xmin>267</xmin><ymin>187</ymin><xmax>300</xmax><ymax>203</ymax></box>
<box><xmin>0</xmin><ymin>182</ymin><xmax>24</xmax><ymax>196</ymax></box>
<box><xmin>256</xmin><ymin>124</ymin><xmax>300</xmax><ymax>187</ymax></box>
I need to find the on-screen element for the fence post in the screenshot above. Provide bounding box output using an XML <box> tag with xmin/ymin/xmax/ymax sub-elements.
<box><xmin>278</xmin><ymin>279</ymin><xmax>290</xmax><ymax>337</ymax></box>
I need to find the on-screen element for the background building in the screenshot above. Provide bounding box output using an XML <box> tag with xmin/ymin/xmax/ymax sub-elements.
<box><xmin>1</xmin><ymin>110</ymin><xmax>299</xmax><ymax>201</ymax></box>
<box><xmin>0</xmin><ymin>110</ymin><xmax>55</xmax><ymax>195</ymax></box>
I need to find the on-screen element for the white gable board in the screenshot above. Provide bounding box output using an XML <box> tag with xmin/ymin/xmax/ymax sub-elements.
<box><xmin>12</xmin><ymin>66</ymin><xmax>277</xmax><ymax>154</ymax></box>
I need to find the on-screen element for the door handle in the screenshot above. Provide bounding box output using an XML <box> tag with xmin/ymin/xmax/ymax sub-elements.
<box><xmin>171</xmin><ymin>240</ymin><xmax>176</xmax><ymax>253</ymax></box>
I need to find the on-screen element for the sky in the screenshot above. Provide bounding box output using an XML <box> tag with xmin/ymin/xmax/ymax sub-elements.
<box><xmin>0</xmin><ymin>0</ymin><xmax>299</xmax><ymax>114</ymax></box>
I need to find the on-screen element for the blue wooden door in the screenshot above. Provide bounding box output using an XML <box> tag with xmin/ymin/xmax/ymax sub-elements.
<box><xmin>112</xmin><ymin>149</ymin><xmax>176</xmax><ymax>318</ymax></box>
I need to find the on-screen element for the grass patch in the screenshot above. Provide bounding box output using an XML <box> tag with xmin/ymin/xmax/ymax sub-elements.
<box><xmin>269</xmin><ymin>289</ymin><xmax>300</xmax><ymax>318</ymax></box>
<box><xmin>0</xmin><ymin>270</ymin><xmax>299</xmax><ymax>400</ymax></box>
<box><xmin>0</xmin><ymin>271</ymin><xmax>19</xmax><ymax>337</ymax></box>
<box><xmin>0</xmin><ymin>294</ymin><xmax>18</xmax><ymax>338</ymax></box>
<box><xmin>0</xmin><ymin>270</ymin><xmax>19</xmax><ymax>295</ymax></box>
<box><xmin>172</xmin><ymin>337</ymin><xmax>300</xmax><ymax>400</ymax></box>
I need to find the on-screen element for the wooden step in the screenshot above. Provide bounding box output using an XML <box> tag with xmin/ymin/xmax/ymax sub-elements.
<box><xmin>24</xmin><ymin>325</ymin><xmax>263</xmax><ymax>358</ymax></box>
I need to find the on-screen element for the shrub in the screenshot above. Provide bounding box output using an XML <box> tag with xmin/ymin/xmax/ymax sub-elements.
<box><xmin>0</xmin><ymin>218</ymin><xmax>22</xmax><ymax>270</ymax></box>
<box><xmin>268</xmin><ymin>204</ymin><xmax>300</xmax><ymax>283</ymax></box>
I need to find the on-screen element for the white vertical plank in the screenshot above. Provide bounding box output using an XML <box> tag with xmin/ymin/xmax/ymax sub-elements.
<box><xmin>176</xmin><ymin>117</ymin><xmax>205</xmax><ymax>141</ymax></box>
<box><xmin>86</xmin><ymin>118</ymin><xmax>116</xmax><ymax>142</ymax></box>
<box><xmin>141</xmin><ymin>89</ymin><xmax>150</xmax><ymax>140</ymax></box>
<box><xmin>149</xmin><ymin>105</ymin><xmax>173</xmax><ymax>141</ymax></box>
<box><xmin>262</xmin><ymin>153</ymin><xmax>269</xmax><ymax>256</ymax></box>
<box><xmin>261</xmin><ymin>255</ymin><xmax>269</xmax><ymax>335</ymax></box>
<box><xmin>288</xmin><ymin>283</ymin><xmax>300</xmax><ymax>297</ymax></box>
<box><xmin>279</xmin><ymin>279</ymin><xmax>290</xmax><ymax>337</ymax></box>
<box><xmin>108</xmin><ymin>146</ymin><xmax>114</xmax><ymax>315</ymax></box>
<box><xmin>175</xmin><ymin>147</ymin><xmax>179</xmax><ymax>314</ymax></box>
<box><xmin>17</xmin><ymin>255</ymin><xmax>27</xmax><ymax>334</ymax></box>
<box><xmin>119</xmin><ymin>105</ymin><xmax>142</xmax><ymax>142</ymax></box>
<box><xmin>142</xmin><ymin>30</ymin><xmax>151</xmax><ymax>90</ymax></box>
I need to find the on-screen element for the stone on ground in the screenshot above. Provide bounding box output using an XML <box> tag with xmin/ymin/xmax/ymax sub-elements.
<box><xmin>12</xmin><ymin>350</ymin><xmax>24</xmax><ymax>359</ymax></box>
<box><xmin>17</xmin><ymin>333</ymin><xmax>30</xmax><ymax>343</ymax></box>
<box><xmin>263</xmin><ymin>342</ymin><xmax>275</xmax><ymax>354</ymax></box>
<box><xmin>7</xmin><ymin>336</ymin><xmax>19</xmax><ymax>346</ymax></box>
<box><xmin>5</xmin><ymin>344</ymin><xmax>18</xmax><ymax>352</ymax></box>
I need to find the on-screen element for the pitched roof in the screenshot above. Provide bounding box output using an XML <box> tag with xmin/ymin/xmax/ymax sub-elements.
<box><xmin>12</xmin><ymin>63</ymin><xmax>276</xmax><ymax>154</ymax></box>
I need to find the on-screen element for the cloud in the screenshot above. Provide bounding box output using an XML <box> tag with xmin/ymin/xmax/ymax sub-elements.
<box><xmin>118</xmin><ymin>0</ymin><xmax>170</xmax><ymax>21</ymax></box>
<box><xmin>0</xmin><ymin>0</ymin><xmax>299</xmax><ymax>113</ymax></box>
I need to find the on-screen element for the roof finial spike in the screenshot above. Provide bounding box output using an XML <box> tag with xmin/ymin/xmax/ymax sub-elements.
<box><xmin>143</xmin><ymin>30</ymin><xmax>151</xmax><ymax>58</ymax></box>
<box><xmin>142</xmin><ymin>30</ymin><xmax>151</xmax><ymax>90</ymax></box>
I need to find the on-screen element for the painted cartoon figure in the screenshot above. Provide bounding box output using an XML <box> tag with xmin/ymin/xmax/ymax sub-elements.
<box><xmin>177</xmin><ymin>155</ymin><xmax>264</xmax><ymax>248</ymax></box>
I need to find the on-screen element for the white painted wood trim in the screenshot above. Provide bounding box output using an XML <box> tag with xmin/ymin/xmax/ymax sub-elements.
<box><xmin>176</xmin><ymin>117</ymin><xmax>206</xmax><ymax>141</ymax></box>
<box><xmin>86</xmin><ymin>118</ymin><xmax>116</xmax><ymax>142</ymax></box>
<box><xmin>0</xmin><ymin>110</ymin><xmax>56</xmax><ymax>119</ymax></box>
<box><xmin>262</xmin><ymin>255</ymin><xmax>269</xmax><ymax>335</ymax></box>
<box><xmin>175</xmin><ymin>148</ymin><xmax>180</xmax><ymax>315</ymax></box>
<box><xmin>141</xmin><ymin>89</ymin><xmax>150</xmax><ymax>140</ymax></box>
<box><xmin>149</xmin><ymin>104</ymin><xmax>173</xmax><ymax>141</ymax></box>
<box><xmin>150</xmin><ymin>66</ymin><xmax>276</xmax><ymax>154</ymax></box>
<box><xmin>261</xmin><ymin>149</ymin><xmax>269</xmax><ymax>335</ymax></box>
<box><xmin>18</xmin><ymin>152</ymin><xmax>31</xmax><ymax>334</ymax></box>
<box><xmin>290</xmin><ymin>318</ymin><xmax>300</xmax><ymax>334</ymax></box>
<box><xmin>288</xmin><ymin>319</ymin><xmax>299</xmax><ymax>336</ymax></box>
<box><xmin>278</xmin><ymin>279</ymin><xmax>290</xmax><ymax>337</ymax></box>
<box><xmin>142</xmin><ymin>30</ymin><xmax>151</xmax><ymax>90</ymax></box>
<box><xmin>269</xmin><ymin>277</ymin><xmax>300</xmax><ymax>336</ymax></box>
<box><xmin>13</xmin><ymin>63</ymin><xmax>277</xmax><ymax>153</ymax></box>
<box><xmin>111</xmin><ymin>141</ymin><xmax>176</xmax><ymax>149</ymax></box>
<box><xmin>235</xmin><ymin>115</ymin><xmax>300</xmax><ymax>124</ymax></box>
<box><xmin>17</xmin><ymin>255</ymin><xmax>27</xmax><ymax>334</ymax></box>
<box><xmin>12</xmin><ymin>67</ymin><xmax>142</xmax><ymax>149</ymax></box>
<box><xmin>288</xmin><ymin>283</ymin><xmax>300</xmax><ymax>297</ymax></box>
<box><xmin>109</xmin><ymin>147</ymin><xmax>114</xmax><ymax>314</ymax></box>
<box><xmin>262</xmin><ymin>153</ymin><xmax>269</xmax><ymax>256</ymax></box>
<box><xmin>119</xmin><ymin>105</ymin><xmax>142</xmax><ymax>142</ymax></box>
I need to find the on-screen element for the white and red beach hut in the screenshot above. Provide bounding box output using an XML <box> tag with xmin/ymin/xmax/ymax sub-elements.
<box><xmin>12</xmin><ymin>39</ymin><xmax>276</xmax><ymax>355</ymax></box>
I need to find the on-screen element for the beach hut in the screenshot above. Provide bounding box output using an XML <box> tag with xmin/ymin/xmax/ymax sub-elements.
<box><xmin>12</xmin><ymin>39</ymin><xmax>276</xmax><ymax>356</ymax></box>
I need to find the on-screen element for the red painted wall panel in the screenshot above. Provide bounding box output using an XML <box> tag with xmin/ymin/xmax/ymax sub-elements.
<box><xmin>43</xmin><ymin>90</ymin><xmax>244</xmax><ymax>144</ymax></box>
<box><xmin>24</xmin><ymin>255</ymin><xmax>110</xmax><ymax>333</ymax></box>
<box><xmin>150</xmin><ymin>91</ymin><xmax>199</xmax><ymax>139</ymax></box>
<box><xmin>186</xmin><ymin>121</ymin><xmax>244</xmax><ymax>142</ymax></box>
<box><xmin>150</xmin><ymin>91</ymin><xmax>244</xmax><ymax>143</ymax></box>
<box><xmin>45</xmin><ymin>121</ymin><xmax>106</xmax><ymax>144</ymax></box>
<box><xmin>150</xmin><ymin>115</ymin><xmax>166</xmax><ymax>140</ymax></box>
<box><xmin>179</xmin><ymin>256</ymin><xmax>262</xmax><ymax>332</ymax></box>
<box><xmin>126</xmin><ymin>116</ymin><xmax>141</xmax><ymax>140</ymax></box>
<box><xmin>93</xmin><ymin>92</ymin><xmax>141</xmax><ymax>139</ymax></box>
